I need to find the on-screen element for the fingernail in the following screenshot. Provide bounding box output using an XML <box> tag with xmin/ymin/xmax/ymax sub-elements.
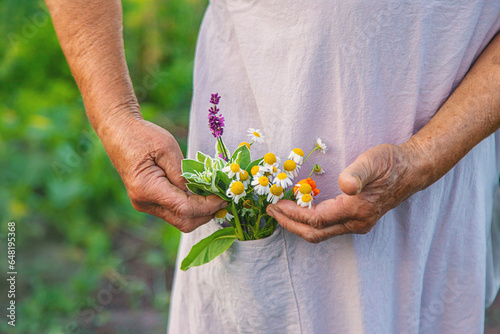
<box><xmin>221</xmin><ymin>202</ymin><xmax>229</xmax><ymax>208</ymax></box>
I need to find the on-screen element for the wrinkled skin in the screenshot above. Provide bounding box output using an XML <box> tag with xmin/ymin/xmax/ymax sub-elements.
<box><xmin>101</xmin><ymin>115</ymin><xmax>227</xmax><ymax>233</ymax></box>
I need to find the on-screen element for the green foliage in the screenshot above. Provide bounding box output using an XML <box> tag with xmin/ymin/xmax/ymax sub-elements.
<box><xmin>0</xmin><ymin>0</ymin><xmax>207</xmax><ymax>332</ymax></box>
<box><xmin>180</xmin><ymin>227</ymin><xmax>237</xmax><ymax>271</ymax></box>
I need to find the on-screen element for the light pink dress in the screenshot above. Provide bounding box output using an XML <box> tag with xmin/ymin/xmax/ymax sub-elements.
<box><xmin>169</xmin><ymin>1</ymin><xmax>500</xmax><ymax>333</ymax></box>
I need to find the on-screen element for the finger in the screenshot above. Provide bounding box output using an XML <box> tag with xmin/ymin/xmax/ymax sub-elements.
<box><xmin>267</xmin><ymin>197</ymin><xmax>353</xmax><ymax>229</ymax></box>
<box><xmin>339</xmin><ymin>145</ymin><xmax>391</xmax><ymax>195</ymax></box>
<box><xmin>269</xmin><ymin>207</ymin><xmax>351</xmax><ymax>243</ymax></box>
<box><xmin>150</xmin><ymin>128</ymin><xmax>189</xmax><ymax>191</ymax></box>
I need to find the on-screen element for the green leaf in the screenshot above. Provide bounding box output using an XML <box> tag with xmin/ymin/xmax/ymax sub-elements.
<box><xmin>214</xmin><ymin>170</ymin><xmax>231</xmax><ymax>200</ymax></box>
<box><xmin>180</xmin><ymin>227</ymin><xmax>238</xmax><ymax>271</ymax></box>
<box><xmin>197</xmin><ymin>151</ymin><xmax>208</xmax><ymax>162</ymax></box>
<box><xmin>186</xmin><ymin>183</ymin><xmax>213</xmax><ymax>196</ymax></box>
<box><xmin>204</xmin><ymin>155</ymin><xmax>213</xmax><ymax>169</ymax></box>
<box><xmin>231</xmin><ymin>145</ymin><xmax>251</xmax><ymax>169</ymax></box>
<box><xmin>181</xmin><ymin>159</ymin><xmax>205</xmax><ymax>174</ymax></box>
<box><xmin>246</xmin><ymin>158</ymin><xmax>264</xmax><ymax>174</ymax></box>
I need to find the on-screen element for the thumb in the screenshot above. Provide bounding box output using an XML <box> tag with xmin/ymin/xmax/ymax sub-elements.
<box><xmin>339</xmin><ymin>146</ymin><xmax>389</xmax><ymax>195</ymax></box>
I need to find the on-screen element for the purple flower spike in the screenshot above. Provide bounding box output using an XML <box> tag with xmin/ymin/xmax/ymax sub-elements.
<box><xmin>210</xmin><ymin>93</ymin><xmax>221</xmax><ymax>105</ymax></box>
<box><xmin>209</xmin><ymin>106</ymin><xmax>219</xmax><ymax>114</ymax></box>
<box><xmin>208</xmin><ymin>114</ymin><xmax>225</xmax><ymax>138</ymax></box>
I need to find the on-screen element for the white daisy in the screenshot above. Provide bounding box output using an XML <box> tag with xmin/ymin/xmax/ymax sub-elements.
<box><xmin>316</xmin><ymin>138</ymin><xmax>328</xmax><ymax>154</ymax></box>
<box><xmin>226</xmin><ymin>180</ymin><xmax>246</xmax><ymax>203</ymax></box>
<box><xmin>294</xmin><ymin>183</ymin><xmax>313</xmax><ymax>199</ymax></box>
<box><xmin>288</xmin><ymin>148</ymin><xmax>305</xmax><ymax>165</ymax></box>
<box><xmin>262</xmin><ymin>152</ymin><xmax>280</xmax><ymax>169</ymax></box>
<box><xmin>252</xmin><ymin>176</ymin><xmax>271</xmax><ymax>196</ymax></box>
<box><xmin>247</xmin><ymin>128</ymin><xmax>265</xmax><ymax>144</ymax></box>
<box><xmin>297</xmin><ymin>193</ymin><xmax>313</xmax><ymax>209</ymax></box>
<box><xmin>222</xmin><ymin>162</ymin><xmax>241</xmax><ymax>178</ymax></box>
<box><xmin>274</xmin><ymin>172</ymin><xmax>293</xmax><ymax>189</ymax></box>
<box><xmin>238</xmin><ymin>170</ymin><xmax>250</xmax><ymax>187</ymax></box>
<box><xmin>313</xmin><ymin>164</ymin><xmax>325</xmax><ymax>175</ymax></box>
<box><xmin>214</xmin><ymin>208</ymin><xmax>234</xmax><ymax>225</ymax></box>
<box><xmin>250</xmin><ymin>165</ymin><xmax>267</xmax><ymax>178</ymax></box>
<box><xmin>283</xmin><ymin>159</ymin><xmax>300</xmax><ymax>178</ymax></box>
<box><xmin>267</xmin><ymin>184</ymin><xmax>284</xmax><ymax>204</ymax></box>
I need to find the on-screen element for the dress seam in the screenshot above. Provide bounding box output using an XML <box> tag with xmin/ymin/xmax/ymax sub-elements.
<box><xmin>282</xmin><ymin>230</ymin><xmax>303</xmax><ymax>334</ymax></box>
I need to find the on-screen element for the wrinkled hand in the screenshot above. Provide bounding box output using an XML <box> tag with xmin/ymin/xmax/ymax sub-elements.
<box><xmin>267</xmin><ymin>143</ymin><xmax>427</xmax><ymax>243</ymax></box>
<box><xmin>100</xmin><ymin>114</ymin><xmax>227</xmax><ymax>233</ymax></box>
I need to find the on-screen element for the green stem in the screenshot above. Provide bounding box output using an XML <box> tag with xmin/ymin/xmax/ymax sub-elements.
<box><xmin>308</xmin><ymin>166</ymin><xmax>315</xmax><ymax>178</ymax></box>
<box><xmin>303</xmin><ymin>146</ymin><xmax>319</xmax><ymax>164</ymax></box>
<box><xmin>255</xmin><ymin>213</ymin><xmax>262</xmax><ymax>232</ymax></box>
<box><xmin>231</xmin><ymin>202</ymin><xmax>245</xmax><ymax>241</ymax></box>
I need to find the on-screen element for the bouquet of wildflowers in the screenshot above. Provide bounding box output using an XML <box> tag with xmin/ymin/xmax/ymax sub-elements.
<box><xmin>180</xmin><ymin>94</ymin><xmax>327</xmax><ymax>270</ymax></box>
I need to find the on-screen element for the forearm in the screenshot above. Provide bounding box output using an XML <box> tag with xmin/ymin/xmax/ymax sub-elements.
<box><xmin>45</xmin><ymin>0</ymin><xmax>141</xmax><ymax>137</ymax></box>
<box><xmin>403</xmin><ymin>32</ymin><xmax>500</xmax><ymax>189</ymax></box>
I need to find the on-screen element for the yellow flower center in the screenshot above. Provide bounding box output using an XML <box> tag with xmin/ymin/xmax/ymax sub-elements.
<box><xmin>270</xmin><ymin>184</ymin><xmax>284</xmax><ymax>196</ymax></box>
<box><xmin>313</xmin><ymin>164</ymin><xmax>322</xmax><ymax>172</ymax></box>
<box><xmin>239</xmin><ymin>170</ymin><xmax>249</xmax><ymax>181</ymax></box>
<box><xmin>283</xmin><ymin>160</ymin><xmax>297</xmax><ymax>172</ymax></box>
<box><xmin>251</xmin><ymin>165</ymin><xmax>260</xmax><ymax>176</ymax></box>
<box><xmin>239</xmin><ymin>142</ymin><xmax>251</xmax><ymax>150</ymax></box>
<box><xmin>215</xmin><ymin>209</ymin><xmax>228</xmax><ymax>219</ymax></box>
<box><xmin>230</xmin><ymin>163</ymin><xmax>240</xmax><ymax>173</ymax></box>
<box><xmin>299</xmin><ymin>184</ymin><xmax>312</xmax><ymax>194</ymax></box>
<box><xmin>277</xmin><ymin>172</ymin><xmax>288</xmax><ymax>180</ymax></box>
<box><xmin>243</xmin><ymin>199</ymin><xmax>252</xmax><ymax>209</ymax></box>
<box><xmin>301</xmin><ymin>194</ymin><xmax>312</xmax><ymax>203</ymax></box>
<box><xmin>272</xmin><ymin>166</ymin><xmax>278</xmax><ymax>173</ymax></box>
<box><xmin>230</xmin><ymin>181</ymin><xmax>245</xmax><ymax>195</ymax></box>
<box><xmin>253</xmin><ymin>131</ymin><xmax>261</xmax><ymax>138</ymax></box>
<box><xmin>292</xmin><ymin>148</ymin><xmax>304</xmax><ymax>156</ymax></box>
<box><xmin>263</xmin><ymin>153</ymin><xmax>276</xmax><ymax>165</ymax></box>
<box><xmin>258</xmin><ymin>176</ymin><xmax>270</xmax><ymax>187</ymax></box>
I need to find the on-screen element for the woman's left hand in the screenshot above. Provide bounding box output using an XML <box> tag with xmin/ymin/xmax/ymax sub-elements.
<box><xmin>266</xmin><ymin>142</ymin><xmax>428</xmax><ymax>243</ymax></box>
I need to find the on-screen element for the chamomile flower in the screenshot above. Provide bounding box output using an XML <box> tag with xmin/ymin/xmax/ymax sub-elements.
<box><xmin>263</xmin><ymin>152</ymin><xmax>280</xmax><ymax>169</ymax></box>
<box><xmin>214</xmin><ymin>208</ymin><xmax>234</xmax><ymax>225</ymax></box>
<box><xmin>267</xmin><ymin>184</ymin><xmax>284</xmax><ymax>204</ymax></box>
<box><xmin>316</xmin><ymin>138</ymin><xmax>328</xmax><ymax>154</ymax></box>
<box><xmin>252</xmin><ymin>176</ymin><xmax>271</xmax><ymax>196</ymax></box>
<box><xmin>288</xmin><ymin>148</ymin><xmax>305</xmax><ymax>165</ymax></box>
<box><xmin>274</xmin><ymin>172</ymin><xmax>293</xmax><ymax>189</ymax></box>
<box><xmin>283</xmin><ymin>159</ymin><xmax>300</xmax><ymax>178</ymax></box>
<box><xmin>294</xmin><ymin>183</ymin><xmax>313</xmax><ymax>199</ymax></box>
<box><xmin>293</xmin><ymin>178</ymin><xmax>320</xmax><ymax>198</ymax></box>
<box><xmin>226</xmin><ymin>180</ymin><xmax>246</xmax><ymax>203</ymax></box>
<box><xmin>247</xmin><ymin>128</ymin><xmax>265</xmax><ymax>144</ymax></box>
<box><xmin>239</xmin><ymin>170</ymin><xmax>250</xmax><ymax>186</ymax></box>
<box><xmin>264</xmin><ymin>165</ymin><xmax>280</xmax><ymax>182</ymax></box>
<box><xmin>250</xmin><ymin>165</ymin><xmax>267</xmax><ymax>178</ymax></box>
<box><xmin>222</xmin><ymin>162</ymin><xmax>241</xmax><ymax>178</ymax></box>
<box><xmin>313</xmin><ymin>164</ymin><xmax>325</xmax><ymax>175</ymax></box>
<box><xmin>297</xmin><ymin>193</ymin><xmax>313</xmax><ymax>209</ymax></box>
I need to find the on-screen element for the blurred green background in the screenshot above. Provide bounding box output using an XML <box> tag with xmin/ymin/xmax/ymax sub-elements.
<box><xmin>0</xmin><ymin>0</ymin><xmax>206</xmax><ymax>332</ymax></box>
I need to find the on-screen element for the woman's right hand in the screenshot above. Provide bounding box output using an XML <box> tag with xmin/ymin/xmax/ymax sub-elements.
<box><xmin>100</xmin><ymin>112</ymin><xmax>228</xmax><ymax>233</ymax></box>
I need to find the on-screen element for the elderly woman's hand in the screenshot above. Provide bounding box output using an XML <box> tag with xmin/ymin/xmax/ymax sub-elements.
<box><xmin>100</xmin><ymin>112</ymin><xmax>227</xmax><ymax>233</ymax></box>
<box><xmin>266</xmin><ymin>142</ymin><xmax>427</xmax><ymax>243</ymax></box>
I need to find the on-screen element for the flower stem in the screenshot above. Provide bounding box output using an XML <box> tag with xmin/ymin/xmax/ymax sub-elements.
<box><xmin>308</xmin><ymin>168</ymin><xmax>315</xmax><ymax>178</ymax></box>
<box><xmin>231</xmin><ymin>202</ymin><xmax>245</xmax><ymax>241</ymax></box>
<box><xmin>303</xmin><ymin>147</ymin><xmax>319</xmax><ymax>163</ymax></box>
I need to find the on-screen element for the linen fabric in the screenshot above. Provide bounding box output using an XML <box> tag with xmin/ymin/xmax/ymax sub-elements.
<box><xmin>169</xmin><ymin>1</ymin><xmax>500</xmax><ymax>333</ymax></box>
